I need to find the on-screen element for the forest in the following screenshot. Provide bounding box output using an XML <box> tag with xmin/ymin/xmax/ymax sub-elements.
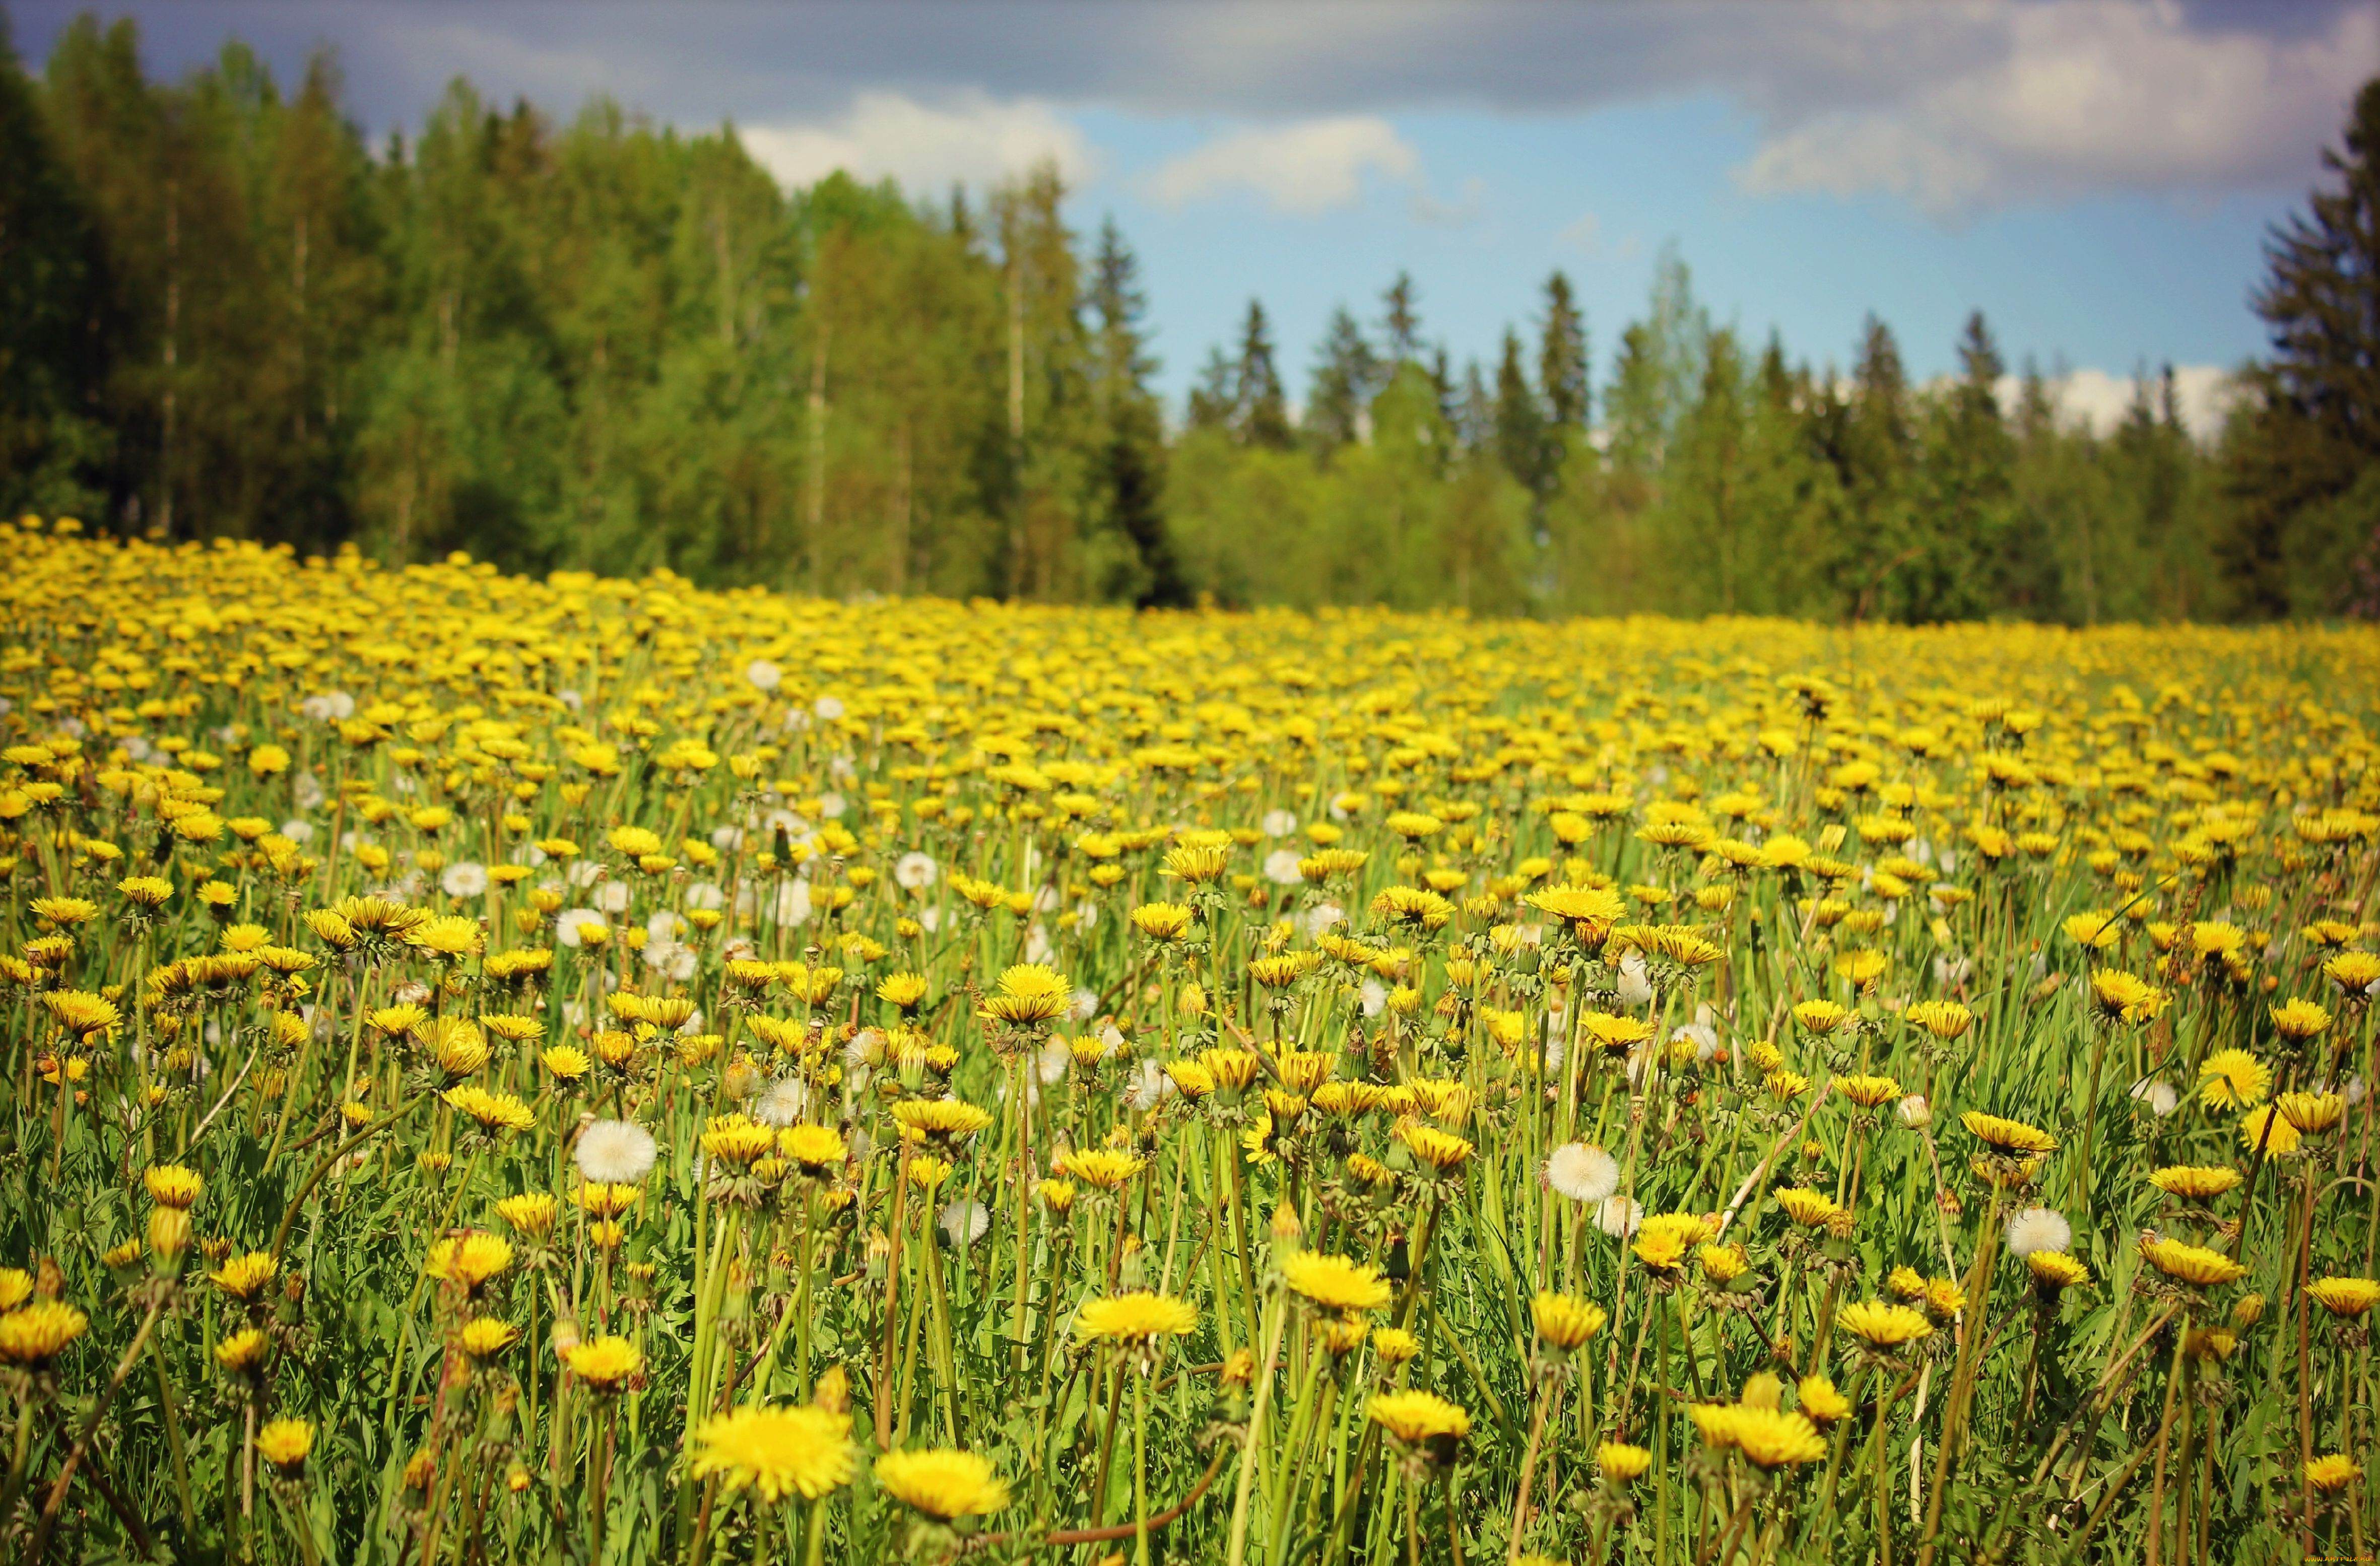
<box><xmin>3</xmin><ymin>13</ymin><xmax>2375</xmax><ymax>622</ymax></box>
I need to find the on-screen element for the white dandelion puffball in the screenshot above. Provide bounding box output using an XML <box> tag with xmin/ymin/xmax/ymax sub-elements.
<box><xmin>1597</xmin><ymin>1195</ymin><xmax>1643</xmax><ymax>1238</ymax></box>
<box><xmin>685</xmin><ymin>881</ymin><xmax>726</xmax><ymax>912</ymax></box>
<box><xmin>2129</xmin><ymin>1078</ymin><xmax>2180</xmax><ymax>1117</ymax></box>
<box><xmin>775</xmin><ymin>881</ymin><xmax>813</xmax><ymax>927</ymax></box>
<box><xmin>1261</xmin><ymin>809</ymin><xmax>1298</xmax><ymax>837</ymax></box>
<box><xmin>753</xmin><ymin>1078</ymin><xmax>810</xmax><ymax>1127</ymax></box>
<box><xmin>1263</xmin><ymin>849</ymin><xmax>1304</xmax><ymax>886</ymax></box>
<box><xmin>575</xmin><ymin>1120</ymin><xmax>657</xmax><ymax>1184</ymax></box>
<box><xmin>745</xmin><ymin>658</ymin><xmax>783</xmax><ymax>692</ymax></box>
<box><xmin>812</xmin><ymin>695</ymin><xmax>845</xmax><ymax>721</ymax></box>
<box><xmin>554</xmin><ymin>909</ymin><xmax>608</xmax><ymax>949</ymax></box>
<box><xmin>895</xmin><ymin>851</ymin><xmax>938</xmax><ymax>890</ymax></box>
<box><xmin>643</xmin><ymin>940</ymin><xmax>698</xmax><ymax>984</ymax></box>
<box><xmin>1359</xmin><ymin>979</ymin><xmax>1387</xmax><ymax>1017</ymax></box>
<box><xmin>594</xmin><ymin>880</ymin><xmax>632</xmax><ymax>914</ymax></box>
<box><xmin>1546</xmin><ymin>1142</ymin><xmax>1621</xmax><ymax>1204</ymax></box>
<box><xmin>818</xmin><ymin>792</ymin><xmax>846</xmax><ymax>821</ymax></box>
<box><xmin>939</xmin><ymin>1199</ymin><xmax>990</xmax><ymax>1250</ymax></box>
<box><xmin>1615</xmin><ymin>951</ymin><xmax>1655</xmax><ymax>1007</ymax></box>
<box><xmin>2005</xmin><ymin>1207</ymin><xmax>2073</xmax><ymax>1257</ymax></box>
<box><xmin>1297</xmin><ymin>901</ymin><xmax>1345</xmax><ymax>939</ymax></box>
<box><xmin>1122</xmin><ymin>1058</ymin><xmax>1176</xmax><ymax>1113</ymax></box>
<box><xmin>279</xmin><ymin>818</ymin><xmax>315</xmax><ymax>843</ymax></box>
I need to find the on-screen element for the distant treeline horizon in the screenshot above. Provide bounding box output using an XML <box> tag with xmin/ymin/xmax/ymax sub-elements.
<box><xmin>3</xmin><ymin>14</ymin><xmax>2374</xmax><ymax>621</ymax></box>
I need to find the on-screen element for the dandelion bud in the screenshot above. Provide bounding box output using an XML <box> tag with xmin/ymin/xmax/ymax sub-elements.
<box><xmin>1270</xmin><ymin>1203</ymin><xmax>1304</xmax><ymax>1247</ymax></box>
<box><xmin>814</xmin><ymin>1364</ymin><xmax>851</xmax><ymax>1414</ymax></box>
<box><xmin>1221</xmin><ymin>1347</ymin><xmax>1257</xmax><ymax>1386</ymax></box>
<box><xmin>2232</xmin><ymin>1292</ymin><xmax>2266</xmax><ymax>1329</ymax></box>
<box><xmin>147</xmin><ymin>1206</ymin><xmax>191</xmax><ymax>1264</ymax></box>
<box><xmin>1896</xmin><ymin>1094</ymin><xmax>1932</xmax><ymax>1130</ymax></box>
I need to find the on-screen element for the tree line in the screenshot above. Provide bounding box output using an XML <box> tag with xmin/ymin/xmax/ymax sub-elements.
<box><xmin>3</xmin><ymin>14</ymin><xmax>2373</xmax><ymax>620</ymax></box>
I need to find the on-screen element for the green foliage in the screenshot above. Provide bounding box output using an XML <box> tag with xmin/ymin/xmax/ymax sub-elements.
<box><xmin>2</xmin><ymin>23</ymin><xmax>2370</xmax><ymax>624</ymax></box>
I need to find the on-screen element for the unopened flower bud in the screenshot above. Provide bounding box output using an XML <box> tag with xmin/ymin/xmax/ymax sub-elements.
<box><xmin>147</xmin><ymin>1206</ymin><xmax>191</xmax><ymax>1263</ymax></box>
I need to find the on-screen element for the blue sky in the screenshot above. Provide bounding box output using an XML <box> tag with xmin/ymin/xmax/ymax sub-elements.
<box><xmin>16</xmin><ymin>1</ymin><xmax>2373</xmax><ymax>431</ymax></box>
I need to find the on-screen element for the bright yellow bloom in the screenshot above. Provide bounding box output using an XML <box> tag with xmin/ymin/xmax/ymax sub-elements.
<box><xmin>495</xmin><ymin>1193</ymin><xmax>560</xmax><ymax>1237</ymax></box>
<box><xmin>1282</xmin><ymin>1252</ymin><xmax>1394</xmax><ymax>1313</ymax></box>
<box><xmin>457</xmin><ymin>1318</ymin><xmax>520</xmax><ymax>1357</ymax></box>
<box><xmin>1775</xmin><ymin>1188</ymin><xmax>1843</xmax><ymax>1228</ymax></box>
<box><xmin>1076</xmin><ymin>1292</ymin><xmax>1199</xmax><ymax>1343</ymax></box>
<box><xmin>2149</xmin><ymin>1165</ymin><xmax>2243</xmax><ymax>1200</ymax></box>
<box><xmin>2307</xmin><ymin>1277</ymin><xmax>2380</xmax><ymax>1318</ymax></box>
<box><xmin>214</xmin><ymin>1327</ymin><xmax>271</xmax><ymax>1373</ymax></box>
<box><xmin>2141</xmin><ymin>1238</ymin><xmax>2250</xmax><ymax>1288</ymax></box>
<box><xmin>873</xmin><ymin>1449</ymin><xmax>1011</xmax><ymax>1519</ymax></box>
<box><xmin>444</xmin><ymin>1085</ymin><xmax>536</xmax><ymax>1133</ymax></box>
<box><xmin>691</xmin><ymin>1404</ymin><xmax>857</xmax><ymax>1504</ymax></box>
<box><xmin>2306</xmin><ymin>1454</ymin><xmax>2362</xmax><ymax>1492</ymax></box>
<box><xmin>1368</xmin><ymin>1389</ymin><xmax>1471</xmax><ymax>1444</ymax></box>
<box><xmin>563</xmin><ymin>1335</ymin><xmax>642</xmax><ymax>1390</ymax></box>
<box><xmin>1691</xmin><ymin>1403</ymin><xmax>1830</xmax><ymax>1467</ymax></box>
<box><xmin>2197</xmin><ymin>1049</ymin><xmax>2271</xmax><ymax>1110</ymax></box>
<box><xmin>425</xmin><ymin>1232</ymin><xmax>515</xmax><ymax>1290</ymax></box>
<box><xmin>1960</xmin><ymin>1111</ymin><xmax>2057</xmax><ymax>1154</ymax></box>
<box><xmin>255</xmin><ymin>1417</ymin><xmax>312</xmax><ymax>1471</ymax></box>
<box><xmin>0</xmin><ymin>1301</ymin><xmax>88</xmax><ymax>1364</ymax></box>
<box><xmin>212</xmin><ymin>1251</ymin><xmax>279</xmax><ymax>1302</ymax></box>
<box><xmin>2028</xmin><ymin>1252</ymin><xmax>2091</xmax><ymax>1290</ymax></box>
<box><xmin>1831</xmin><ymin>1073</ymin><xmax>1900</xmax><ymax>1109</ymax></box>
<box><xmin>1836</xmin><ymin>1301</ymin><xmax>1933</xmax><ymax>1348</ymax></box>
<box><xmin>889</xmin><ymin>1098</ymin><xmax>995</xmax><ymax>1142</ymax></box>
<box><xmin>1798</xmin><ymin>1375</ymin><xmax>1852</xmax><ymax>1422</ymax></box>
<box><xmin>2239</xmin><ymin>1106</ymin><xmax>2303</xmax><ymax>1156</ymax></box>
<box><xmin>1530</xmin><ymin>1291</ymin><xmax>1607</xmax><ymax>1350</ymax></box>
<box><xmin>978</xmin><ymin>963</ymin><xmax>1071</xmax><ymax>1025</ymax></box>
<box><xmin>144</xmin><ymin>1164</ymin><xmax>204</xmax><ymax>1209</ymax></box>
<box><xmin>1597</xmin><ymin>1442</ymin><xmax>1652</xmax><ymax>1483</ymax></box>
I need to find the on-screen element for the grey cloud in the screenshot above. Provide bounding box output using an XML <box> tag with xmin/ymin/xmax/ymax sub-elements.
<box><xmin>15</xmin><ymin>0</ymin><xmax>2372</xmax><ymax>207</ymax></box>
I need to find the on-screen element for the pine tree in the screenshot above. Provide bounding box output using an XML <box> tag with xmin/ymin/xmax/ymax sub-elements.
<box><xmin>1826</xmin><ymin>314</ymin><xmax>1916</xmax><ymax>621</ymax></box>
<box><xmin>1187</xmin><ymin>349</ymin><xmax>1235</xmax><ymax>432</ymax></box>
<box><xmin>1382</xmin><ymin>272</ymin><xmax>1421</xmax><ymax>365</ymax></box>
<box><xmin>2220</xmin><ymin>75</ymin><xmax>2380</xmax><ymax>616</ymax></box>
<box><xmin>1088</xmin><ymin>217</ymin><xmax>1183</xmax><ymax>605</ymax></box>
<box><xmin>1538</xmin><ymin>270</ymin><xmax>1589</xmax><ymax>430</ymax></box>
<box><xmin>1305</xmin><ymin>307</ymin><xmax>1378</xmax><ymax>456</ymax></box>
<box><xmin>1906</xmin><ymin>311</ymin><xmax>2019</xmax><ymax>620</ymax></box>
<box><xmin>1492</xmin><ymin>328</ymin><xmax>1545</xmax><ymax>495</ymax></box>
<box><xmin>1232</xmin><ymin>298</ymin><xmax>1292</xmax><ymax>449</ymax></box>
<box><xmin>0</xmin><ymin>10</ymin><xmax>111</xmax><ymax>518</ymax></box>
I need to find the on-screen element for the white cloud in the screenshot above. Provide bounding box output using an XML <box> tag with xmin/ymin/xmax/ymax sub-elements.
<box><xmin>1144</xmin><ymin>117</ymin><xmax>1421</xmax><ymax>215</ymax></box>
<box><xmin>1986</xmin><ymin>365</ymin><xmax>2239</xmax><ymax>440</ymax></box>
<box><xmin>738</xmin><ymin>92</ymin><xmax>1098</xmax><ymax>193</ymax></box>
<box><xmin>1556</xmin><ymin>212</ymin><xmax>1638</xmax><ymax>260</ymax></box>
<box><xmin>1735</xmin><ymin>2</ymin><xmax>2378</xmax><ymax>216</ymax></box>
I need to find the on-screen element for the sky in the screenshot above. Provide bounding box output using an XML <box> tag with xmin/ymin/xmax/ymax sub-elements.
<box><xmin>15</xmin><ymin>0</ymin><xmax>2376</xmax><ymax>436</ymax></box>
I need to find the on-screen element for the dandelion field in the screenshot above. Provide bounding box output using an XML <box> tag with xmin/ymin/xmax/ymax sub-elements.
<box><xmin>5</xmin><ymin>521</ymin><xmax>2380</xmax><ymax>1565</ymax></box>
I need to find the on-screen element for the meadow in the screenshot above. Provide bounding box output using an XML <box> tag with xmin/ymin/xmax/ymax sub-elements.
<box><xmin>2</xmin><ymin>516</ymin><xmax>2377</xmax><ymax>1564</ymax></box>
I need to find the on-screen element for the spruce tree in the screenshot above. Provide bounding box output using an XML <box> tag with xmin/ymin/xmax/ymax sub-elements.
<box><xmin>1538</xmin><ymin>270</ymin><xmax>1589</xmax><ymax>431</ymax></box>
<box><xmin>2220</xmin><ymin>75</ymin><xmax>2380</xmax><ymax>616</ymax></box>
<box><xmin>1305</xmin><ymin>307</ymin><xmax>1378</xmax><ymax>456</ymax></box>
<box><xmin>1233</xmin><ymin>298</ymin><xmax>1292</xmax><ymax>449</ymax></box>
<box><xmin>1089</xmin><ymin>217</ymin><xmax>1184</xmax><ymax>605</ymax></box>
<box><xmin>1492</xmin><ymin>328</ymin><xmax>1545</xmax><ymax>493</ymax></box>
<box><xmin>1382</xmin><ymin>272</ymin><xmax>1421</xmax><ymax>365</ymax></box>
